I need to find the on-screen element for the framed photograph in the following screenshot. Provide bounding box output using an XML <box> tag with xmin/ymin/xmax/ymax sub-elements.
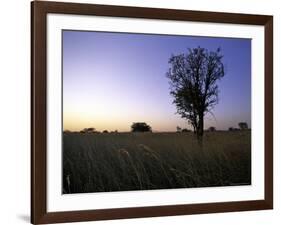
<box><xmin>31</xmin><ymin>1</ymin><xmax>273</xmax><ymax>224</ymax></box>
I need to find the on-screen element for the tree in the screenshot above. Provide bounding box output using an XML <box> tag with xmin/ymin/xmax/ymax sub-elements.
<box><xmin>176</xmin><ymin>126</ymin><xmax>182</xmax><ymax>132</ymax></box>
<box><xmin>63</xmin><ymin>130</ymin><xmax>71</xmax><ymax>133</ymax></box>
<box><xmin>208</xmin><ymin>126</ymin><xmax>216</xmax><ymax>132</ymax></box>
<box><xmin>182</xmin><ymin>128</ymin><xmax>191</xmax><ymax>133</ymax></box>
<box><xmin>166</xmin><ymin>47</ymin><xmax>225</xmax><ymax>138</ymax></box>
<box><xmin>238</xmin><ymin>122</ymin><xmax>248</xmax><ymax>130</ymax></box>
<box><xmin>131</xmin><ymin>122</ymin><xmax>152</xmax><ymax>132</ymax></box>
<box><xmin>80</xmin><ymin>127</ymin><xmax>96</xmax><ymax>133</ymax></box>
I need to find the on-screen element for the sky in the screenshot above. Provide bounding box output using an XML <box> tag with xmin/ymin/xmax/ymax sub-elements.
<box><xmin>63</xmin><ymin>30</ymin><xmax>251</xmax><ymax>132</ymax></box>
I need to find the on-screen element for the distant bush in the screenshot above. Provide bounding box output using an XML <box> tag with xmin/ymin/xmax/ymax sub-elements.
<box><xmin>238</xmin><ymin>122</ymin><xmax>248</xmax><ymax>130</ymax></box>
<box><xmin>229</xmin><ymin>127</ymin><xmax>240</xmax><ymax>131</ymax></box>
<box><xmin>110</xmin><ymin>130</ymin><xmax>118</xmax><ymax>133</ymax></box>
<box><xmin>80</xmin><ymin>128</ymin><xmax>96</xmax><ymax>133</ymax></box>
<box><xmin>208</xmin><ymin>127</ymin><xmax>216</xmax><ymax>132</ymax></box>
<box><xmin>102</xmin><ymin>130</ymin><xmax>109</xmax><ymax>133</ymax></box>
<box><xmin>131</xmin><ymin>122</ymin><xmax>152</xmax><ymax>132</ymax></box>
<box><xmin>181</xmin><ymin>128</ymin><xmax>191</xmax><ymax>133</ymax></box>
<box><xmin>63</xmin><ymin>130</ymin><xmax>72</xmax><ymax>133</ymax></box>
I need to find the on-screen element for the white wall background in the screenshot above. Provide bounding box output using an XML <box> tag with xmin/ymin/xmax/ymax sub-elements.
<box><xmin>0</xmin><ymin>0</ymin><xmax>279</xmax><ymax>224</ymax></box>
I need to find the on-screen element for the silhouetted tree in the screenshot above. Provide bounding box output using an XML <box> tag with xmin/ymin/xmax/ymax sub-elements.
<box><xmin>182</xmin><ymin>128</ymin><xmax>191</xmax><ymax>133</ymax></box>
<box><xmin>176</xmin><ymin>126</ymin><xmax>182</xmax><ymax>132</ymax></box>
<box><xmin>229</xmin><ymin>127</ymin><xmax>240</xmax><ymax>131</ymax></box>
<box><xmin>63</xmin><ymin>130</ymin><xmax>71</xmax><ymax>133</ymax></box>
<box><xmin>238</xmin><ymin>122</ymin><xmax>248</xmax><ymax>130</ymax></box>
<box><xmin>208</xmin><ymin>126</ymin><xmax>216</xmax><ymax>132</ymax></box>
<box><xmin>110</xmin><ymin>130</ymin><xmax>118</xmax><ymax>133</ymax></box>
<box><xmin>80</xmin><ymin>127</ymin><xmax>96</xmax><ymax>133</ymax></box>
<box><xmin>167</xmin><ymin>47</ymin><xmax>225</xmax><ymax>139</ymax></box>
<box><xmin>102</xmin><ymin>130</ymin><xmax>108</xmax><ymax>133</ymax></box>
<box><xmin>131</xmin><ymin>122</ymin><xmax>152</xmax><ymax>132</ymax></box>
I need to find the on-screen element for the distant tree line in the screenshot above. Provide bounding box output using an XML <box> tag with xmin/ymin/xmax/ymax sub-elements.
<box><xmin>64</xmin><ymin>122</ymin><xmax>153</xmax><ymax>134</ymax></box>
<box><xmin>176</xmin><ymin>126</ymin><xmax>191</xmax><ymax>133</ymax></box>
<box><xmin>205</xmin><ymin>122</ymin><xmax>249</xmax><ymax>132</ymax></box>
<box><xmin>175</xmin><ymin>122</ymin><xmax>249</xmax><ymax>133</ymax></box>
<box><xmin>64</xmin><ymin>122</ymin><xmax>249</xmax><ymax>134</ymax></box>
<box><xmin>206</xmin><ymin>122</ymin><xmax>249</xmax><ymax>132</ymax></box>
<box><xmin>77</xmin><ymin>127</ymin><xmax>118</xmax><ymax>134</ymax></box>
<box><xmin>229</xmin><ymin>122</ymin><xmax>249</xmax><ymax>131</ymax></box>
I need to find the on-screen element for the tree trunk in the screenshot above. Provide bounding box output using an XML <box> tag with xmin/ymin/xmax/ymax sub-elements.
<box><xmin>197</xmin><ymin>113</ymin><xmax>204</xmax><ymax>147</ymax></box>
<box><xmin>192</xmin><ymin>124</ymin><xmax>197</xmax><ymax>134</ymax></box>
<box><xmin>197</xmin><ymin>113</ymin><xmax>204</xmax><ymax>137</ymax></box>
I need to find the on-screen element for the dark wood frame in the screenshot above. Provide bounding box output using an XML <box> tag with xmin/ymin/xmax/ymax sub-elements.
<box><xmin>31</xmin><ymin>1</ymin><xmax>273</xmax><ymax>224</ymax></box>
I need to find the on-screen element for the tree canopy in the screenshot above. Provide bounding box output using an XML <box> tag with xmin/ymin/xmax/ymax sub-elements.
<box><xmin>238</xmin><ymin>122</ymin><xmax>248</xmax><ymax>130</ymax></box>
<box><xmin>167</xmin><ymin>47</ymin><xmax>225</xmax><ymax>137</ymax></box>
<box><xmin>131</xmin><ymin>122</ymin><xmax>152</xmax><ymax>132</ymax></box>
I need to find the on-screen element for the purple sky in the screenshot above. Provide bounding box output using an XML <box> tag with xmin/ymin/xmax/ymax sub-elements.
<box><xmin>63</xmin><ymin>30</ymin><xmax>251</xmax><ymax>132</ymax></box>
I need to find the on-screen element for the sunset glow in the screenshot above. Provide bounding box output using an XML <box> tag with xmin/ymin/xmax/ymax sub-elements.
<box><xmin>63</xmin><ymin>31</ymin><xmax>251</xmax><ymax>132</ymax></box>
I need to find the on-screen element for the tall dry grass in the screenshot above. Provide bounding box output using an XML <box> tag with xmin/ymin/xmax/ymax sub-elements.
<box><xmin>63</xmin><ymin>131</ymin><xmax>251</xmax><ymax>194</ymax></box>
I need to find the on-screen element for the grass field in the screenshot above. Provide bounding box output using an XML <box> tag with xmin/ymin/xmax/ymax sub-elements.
<box><xmin>63</xmin><ymin>131</ymin><xmax>251</xmax><ymax>194</ymax></box>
